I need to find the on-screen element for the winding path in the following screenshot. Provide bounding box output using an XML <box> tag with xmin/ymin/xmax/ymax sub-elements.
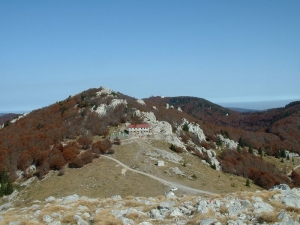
<box><xmin>102</xmin><ymin>155</ymin><xmax>215</xmax><ymax>196</ymax></box>
<box><xmin>287</xmin><ymin>164</ymin><xmax>300</xmax><ymax>176</ymax></box>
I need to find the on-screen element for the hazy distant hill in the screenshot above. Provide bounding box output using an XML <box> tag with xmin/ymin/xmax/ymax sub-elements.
<box><xmin>0</xmin><ymin>113</ymin><xmax>21</xmax><ymax>126</ymax></box>
<box><xmin>228</xmin><ymin>107</ymin><xmax>260</xmax><ymax>113</ymax></box>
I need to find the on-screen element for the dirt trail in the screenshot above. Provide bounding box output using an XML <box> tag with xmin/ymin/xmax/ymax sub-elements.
<box><xmin>103</xmin><ymin>155</ymin><xmax>216</xmax><ymax>196</ymax></box>
<box><xmin>287</xmin><ymin>164</ymin><xmax>300</xmax><ymax>176</ymax></box>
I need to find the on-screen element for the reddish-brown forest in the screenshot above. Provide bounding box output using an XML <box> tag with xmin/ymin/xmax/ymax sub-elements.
<box><xmin>0</xmin><ymin>88</ymin><xmax>142</xmax><ymax>180</ymax></box>
<box><xmin>145</xmin><ymin>96</ymin><xmax>300</xmax><ymax>155</ymax></box>
<box><xmin>218</xmin><ymin>149</ymin><xmax>295</xmax><ymax>189</ymax></box>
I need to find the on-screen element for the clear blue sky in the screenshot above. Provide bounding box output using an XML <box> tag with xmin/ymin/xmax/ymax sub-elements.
<box><xmin>1</xmin><ymin>0</ymin><xmax>299</xmax><ymax>112</ymax></box>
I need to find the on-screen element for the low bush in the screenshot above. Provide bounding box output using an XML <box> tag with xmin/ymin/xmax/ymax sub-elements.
<box><xmin>69</xmin><ymin>157</ymin><xmax>83</xmax><ymax>168</ymax></box>
<box><xmin>256</xmin><ymin>212</ymin><xmax>278</xmax><ymax>223</ymax></box>
<box><xmin>114</xmin><ymin>138</ymin><xmax>121</xmax><ymax>145</ymax></box>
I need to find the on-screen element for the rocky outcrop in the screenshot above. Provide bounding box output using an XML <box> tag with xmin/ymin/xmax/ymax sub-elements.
<box><xmin>10</xmin><ymin>112</ymin><xmax>29</xmax><ymax>124</ymax></box>
<box><xmin>165</xmin><ymin>134</ymin><xmax>186</xmax><ymax>149</ymax></box>
<box><xmin>135</xmin><ymin>110</ymin><xmax>172</xmax><ymax>135</ymax></box>
<box><xmin>205</xmin><ymin>149</ymin><xmax>221</xmax><ymax>170</ymax></box>
<box><xmin>177</xmin><ymin>119</ymin><xmax>206</xmax><ymax>142</ymax></box>
<box><xmin>187</xmin><ymin>141</ymin><xmax>221</xmax><ymax>170</ymax></box>
<box><xmin>95</xmin><ymin>99</ymin><xmax>127</xmax><ymax>116</ymax></box>
<box><xmin>144</xmin><ymin>147</ymin><xmax>183</xmax><ymax>164</ymax></box>
<box><xmin>136</xmin><ymin>99</ymin><xmax>146</xmax><ymax>105</ymax></box>
<box><xmin>216</xmin><ymin>134</ymin><xmax>238</xmax><ymax>149</ymax></box>
<box><xmin>271</xmin><ymin>185</ymin><xmax>300</xmax><ymax>208</ymax></box>
<box><xmin>2</xmin><ymin>187</ymin><xmax>300</xmax><ymax>224</ymax></box>
<box><xmin>96</xmin><ymin>86</ymin><xmax>113</xmax><ymax>96</ymax></box>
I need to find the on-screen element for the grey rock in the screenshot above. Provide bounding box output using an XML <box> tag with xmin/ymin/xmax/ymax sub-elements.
<box><xmin>51</xmin><ymin>212</ymin><xmax>62</xmax><ymax>218</ymax></box>
<box><xmin>62</xmin><ymin>194</ymin><xmax>80</xmax><ymax>204</ymax></box>
<box><xmin>125</xmin><ymin>208</ymin><xmax>144</xmax><ymax>218</ymax></box>
<box><xmin>227</xmin><ymin>200</ymin><xmax>244</xmax><ymax>216</ymax></box>
<box><xmin>274</xmin><ymin>222</ymin><xmax>300</xmax><ymax>225</ymax></box>
<box><xmin>34</xmin><ymin>210</ymin><xmax>41</xmax><ymax>217</ymax></box>
<box><xmin>43</xmin><ymin>215</ymin><xmax>53</xmax><ymax>223</ymax></box>
<box><xmin>0</xmin><ymin>202</ymin><xmax>13</xmax><ymax>211</ymax></box>
<box><xmin>252</xmin><ymin>196</ymin><xmax>263</xmax><ymax>202</ymax></box>
<box><xmin>159</xmin><ymin>208</ymin><xmax>170</xmax><ymax>217</ymax></box>
<box><xmin>29</xmin><ymin>204</ymin><xmax>40</xmax><ymax>210</ymax></box>
<box><xmin>169</xmin><ymin>207</ymin><xmax>183</xmax><ymax>217</ymax></box>
<box><xmin>212</xmin><ymin>199</ymin><xmax>221</xmax><ymax>208</ymax></box>
<box><xmin>238</xmin><ymin>213</ymin><xmax>246</xmax><ymax>220</ymax></box>
<box><xmin>253</xmin><ymin>201</ymin><xmax>273</xmax><ymax>213</ymax></box>
<box><xmin>49</xmin><ymin>222</ymin><xmax>61</xmax><ymax>225</ymax></box>
<box><xmin>227</xmin><ymin>220</ymin><xmax>247</xmax><ymax>225</ymax></box>
<box><xmin>182</xmin><ymin>201</ymin><xmax>194</xmax><ymax>210</ymax></box>
<box><xmin>45</xmin><ymin>196</ymin><xmax>56</xmax><ymax>202</ymax></box>
<box><xmin>172</xmin><ymin>167</ymin><xmax>185</xmax><ymax>176</ymax></box>
<box><xmin>111</xmin><ymin>195</ymin><xmax>122</xmax><ymax>200</ymax></box>
<box><xmin>196</xmin><ymin>200</ymin><xmax>209</xmax><ymax>214</ymax></box>
<box><xmin>277</xmin><ymin>211</ymin><xmax>300</xmax><ymax>225</ymax></box>
<box><xmin>228</xmin><ymin>206</ymin><xmax>244</xmax><ymax>217</ymax></box>
<box><xmin>179</xmin><ymin>206</ymin><xmax>192</xmax><ymax>215</ymax></box>
<box><xmin>138</xmin><ymin>223</ymin><xmax>153</xmax><ymax>225</ymax></box>
<box><xmin>252</xmin><ymin>195</ymin><xmax>273</xmax><ymax>213</ymax></box>
<box><xmin>74</xmin><ymin>215</ymin><xmax>89</xmax><ymax>225</ymax></box>
<box><xmin>200</xmin><ymin>218</ymin><xmax>220</xmax><ymax>225</ymax></box>
<box><xmin>159</xmin><ymin>201</ymin><xmax>175</xmax><ymax>209</ymax></box>
<box><xmin>278</xmin><ymin>211</ymin><xmax>290</xmax><ymax>221</ymax></box>
<box><xmin>165</xmin><ymin>191</ymin><xmax>177</xmax><ymax>199</ymax></box>
<box><xmin>8</xmin><ymin>222</ymin><xmax>20</xmax><ymax>225</ymax></box>
<box><xmin>133</xmin><ymin>197</ymin><xmax>150</xmax><ymax>205</ymax></box>
<box><xmin>83</xmin><ymin>212</ymin><xmax>91</xmax><ymax>219</ymax></box>
<box><xmin>239</xmin><ymin>200</ymin><xmax>251</xmax><ymax>207</ymax></box>
<box><xmin>270</xmin><ymin>184</ymin><xmax>291</xmax><ymax>191</ymax></box>
<box><xmin>281</xmin><ymin>189</ymin><xmax>300</xmax><ymax>208</ymax></box>
<box><xmin>111</xmin><ymin>209</ymin><xmax>127</xmax><ymax>218</ymax></box>
<box><xmin>78</xmin><ymin>205</ymin><xmax>89</xmax><ymax>211</ymax></box>
<box><xmin>121</xmin><ymin>217</ymin><xmax>134</xmax><ymax>225</ymax></box>
<box><xmin>150</xmin><ymin>209</ymin><xmax>164</xmax><ymax>220</ymax></box>
<box><xmin>177</xmin><ymin>220</ymin><xmax>189</xmax><ymax>225</ymax></box>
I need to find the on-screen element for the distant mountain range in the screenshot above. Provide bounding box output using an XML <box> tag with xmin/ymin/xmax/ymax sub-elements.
<box><xmin>227</xmin><ymin>107</ymin><xmax>261</xmax><ymax>113</ymax></box>
<box><xmin>0</xmin><ymin>113</ymin><xmax>21</xmax><ymax>126</ymax></box>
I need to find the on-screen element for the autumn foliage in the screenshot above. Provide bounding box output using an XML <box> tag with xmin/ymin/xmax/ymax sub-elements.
<box><xmin>0</xmin><ymin>87</ymin><xmax>128</xmax><ymax>180</ymax></box>
<box><xmin>218</xmin><ymin>150</ymin><xmax>291</xmax><ymax>189</ymax></box>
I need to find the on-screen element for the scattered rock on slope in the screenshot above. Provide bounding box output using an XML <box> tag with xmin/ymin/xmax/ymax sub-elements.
<box><xmin>2</xmin><ymin>186</ymin><xmax>300</xmax><ymax>224</ymax></box>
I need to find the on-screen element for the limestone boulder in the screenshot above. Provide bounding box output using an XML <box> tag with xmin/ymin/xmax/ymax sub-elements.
<box><xmin>216</xmin><ymin>134</ymin><xmax>238</xmax><ymax>149</ymax></box>
<box><xmin>177</xmin><ymin>119</ymin><xmax>206</xmax><ymax>142</ymax></box>
<box><xmin>137</xmin><ymin>99</ymin><xmax>146</xmax><ymax>105</ymax></box>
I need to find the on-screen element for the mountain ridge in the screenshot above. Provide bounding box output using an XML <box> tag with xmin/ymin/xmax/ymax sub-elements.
<box><xmin>0</xmin><ymin>86</ymin><xmax>300</xmax><ymax>208</ymax></box>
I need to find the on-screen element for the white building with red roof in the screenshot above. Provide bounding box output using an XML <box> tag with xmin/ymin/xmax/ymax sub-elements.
<box><xmin>128</xmin><ymin>123</ymin><xmax>150</xmax><ymax>134</ymax></box>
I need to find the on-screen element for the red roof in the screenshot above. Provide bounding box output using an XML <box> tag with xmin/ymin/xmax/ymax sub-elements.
<box><xmin>128</xmin><ymin>123</ymin><xmax>150</xmax><ymax>129</ymax></box>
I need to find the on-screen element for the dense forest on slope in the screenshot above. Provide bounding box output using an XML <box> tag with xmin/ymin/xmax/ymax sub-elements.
<box><xmin>145</xmin><ymin>96</ymin><xmax>300</xmax><ymax>155</ymax></box>
<box><xmin>0</xmin><ymin>88</ymin><xmax>134</xmax><ymax>179</ymax></box>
